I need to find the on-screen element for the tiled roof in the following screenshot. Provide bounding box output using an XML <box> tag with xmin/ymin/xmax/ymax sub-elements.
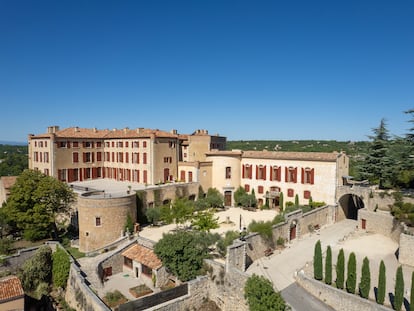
<box><xmin>122</xmin><ymin>244</ymin><xmax>162</xmax><ymax>270</ymax></box>
<box><xmin>242</xmin><ymin>150</ymin><xmax>341</xmax><ymax>162</ymax></box>
<box><xmin>0</xmin><ymin>276</ymin><xmax>24</xmax><ymax>302</ymax></box>
<box><xmin>0</xmin><ymin>176</ymin><xmax>17</xmax><ymax>189</ymax></box>
<box><xmin>32</xmin><ymin>127</ymin><xmax>179</xmax><ymax>139</ymax></box>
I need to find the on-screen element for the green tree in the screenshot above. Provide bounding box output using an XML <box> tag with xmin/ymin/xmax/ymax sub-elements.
<box><xmin>410</xmin><ymin>271</ymin><xmax>414</xmax><ymax>311</ymax></box>
<box><xmin>52</xmin><ymin>246</ymin><xmax>71</xmax><ymax>289</ymax></box>
<box><xmin>154</xmin><ymin>231</ymin><xmax>218</xmax><ymax>281</ymax></box>
<box><xmin>359</xmin><ymin>257</ymin><xmax>370</xmax><ymax>299</ymax></box>
<box><xmin>244</xmin><ymin>274</ymin><xmax>286</xmax><ymax>311</ymax></box>
<box><xmin>20</xmin><ymin>245</ymin><xmax>52</xmax><ymax>299</ymax></box>
<box><xmin>146</xmin><ymin>206</ymin><xmax>162</xmax><ymax>225</ymax></box>
<box><xmin>3</xmin><ymin>169</ymin><xmax>75</xmax><ymax>241</ymax></box>
<box><xmin>394</xmin><ymin>265</ymin><xmax>404</xmax><ymax>311</ymax></box>
<box><xmin>294</xmin><ymin>194</ymin><xmax>299</xmax><ymax>207</ymax></box>
<box><xmin>234</xmin><ymin>186</ymin><xmax>256</xmax><ymax>208</ymax></box>
<box><xmin>248</xmin><ymin>220</ymin><xmax>273</xmax><ymax>242</ymax></box>
<box><xmin>191</xmin><ymin>209</ymin><xmax>219</xmax><ymax>232</ymax></box>
<box><xmin>170</xmin><ymin>197</ymin><xmax>194</xmax><ymax>227</ymax></box>
<box><xmin>377</xmin><ymin>260</ymin><xmax>386</xmax><ymax>305</ymax></box>
<box><xmin>279</xmin><ymin>192</ymin><xmax>284</xmax><ymax>211</ymax></box>
<box><xmin>313</xmin><ymin>240</ymin><xmax>323</xmax><ymax>281</ymax></box>
<box><xmin>346</xmin><ymin>252</ymin><xmax>357</xmax><ymax>294</ymax></box>
<box><xmin>124</xmin><ymin>213</ymin><xmax>134</xmax><ymax>234</ymax></box>
<box><xmin>336</xmin><ymin>249</ymin><xmax>345</xmax><ymax>289</ymax></box>
<box><xmin>234</xmin><ymin>186</ymin><xmax>247</xmax><ymax>207</ymax></box>
<box><xmin>358</xmin><ymin>119</ymin><xmax>393</xmax><ymax>189</ymax></box>
<box><xmin>205</xmin><ymin>188</ymin><xmax>224</xmax><ymax>208</ymax></box>
<box><xmin>325</xmin><ymin>245</ymin><xmax>332</xmax><ymax>285</ymax></box>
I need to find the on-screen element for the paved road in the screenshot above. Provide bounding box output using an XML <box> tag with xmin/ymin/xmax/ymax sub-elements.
<box><xmin>281</xmin><ymin>283</ymin><xmax>335</xmax><ymax>311</ymax></box>
<box><xmin>246</xmin><ymin>219</ymin><xmax>358</xmax><ymax>310</ymax></box>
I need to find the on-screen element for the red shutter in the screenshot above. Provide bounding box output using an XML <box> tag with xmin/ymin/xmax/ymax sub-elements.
<box><xmin>263</xmin><ymin>166</ymin><xmax>266</xmax><ymax>180</ymax></box>
<box><xmin>83</xmin><ymin>153</ymin><xmax>86</xmax><ymax>163</ymax></box>
<box><xmin>242</xmin><ymin>165</ymin><xmax>245</xmax><ymax>178</ymax></box>
<box><xmin>294</xmin><ymin>167</ymin><xmax>298</xmax><ymax>183</ymax></box>
<box><xmin>256</xmin><ymin>165</ymin><xmax>259</xmax><ymax>180</ymax></box>
<box><xmin>278</xmin><ymin>167</ymin><xmax>281</xmax><ymax>181</ymax></box>
<box><xmin>92</xmin><ymin>168</ymin><xmax>97</xmax><ymax>178</ymax></box>
<box><xmin>301</xmin><ymin>168</ymin><xmax>304</xmax><ymax>184</ymax></box>
<box><xmin>311</xmin><ymin>168</ymin><xmax>315</xmax><ymax>184</ymax></box>
<box><xmin>270</xmin><ymin>166</ymin><xmax>273</xmax><ymax>181</ymax></box>
<box><xmin>285</xmin><ymin>167</ymin><xmax>288</xmax><ymax>182</ymax></box>
<box><xmin>92</xmin><ymin>152</ymin><xmax>95</xmax><ymax>163</ymax></box>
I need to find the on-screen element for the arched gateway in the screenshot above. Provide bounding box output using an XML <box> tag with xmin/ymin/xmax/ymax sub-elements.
<box><xmin>338</xmin><ymin>193</ymin><xmax>364</xmax><ymax>220</ymax></box>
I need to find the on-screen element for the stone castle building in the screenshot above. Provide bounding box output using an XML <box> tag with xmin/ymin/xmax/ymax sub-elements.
<box><xmin>28</xmin><ymin>126</ymin><xmax>349</xmax><ymax>252</ymax></box>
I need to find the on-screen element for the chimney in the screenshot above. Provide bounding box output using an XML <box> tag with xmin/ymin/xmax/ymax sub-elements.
<box><xmin>74</xmin><ymin>127</ymin><xmax>79</xmax><ymax>132</ymax></box>
<box><xmin>170</xmin><ymin>129</ymin><xmax>178</xmax><ymax>135</ymax></box>
<box><xmin>47</xmin><ymin>126</ymin><xmax>60</xmax><ymax>134</ymax></box>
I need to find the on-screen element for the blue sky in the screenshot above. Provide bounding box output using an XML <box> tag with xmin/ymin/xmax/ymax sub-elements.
<box><xmin>0</xmin><ymin>0</ymin><xmax>413</xmax><ymax>143</ymax></box>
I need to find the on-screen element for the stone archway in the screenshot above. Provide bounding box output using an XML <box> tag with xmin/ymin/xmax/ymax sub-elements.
<box><xmin>338</xmin><ymin>194</ymin><xmax>364</xmax><ymax>220</ymax></box>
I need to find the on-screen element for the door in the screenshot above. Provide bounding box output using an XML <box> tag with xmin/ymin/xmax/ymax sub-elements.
<box><xmin>290</xmin><ymin>225</ymin><xmax>296</xmax><ymax>241</ymax></box>
<box><xmin>361</xmin><ymin>218</ymin><xmax>366</xmax><ymax>230</ymax></box>
<box><xmin>224</xmin><ymin>191</ymin><xmax>232</xmax><ymax>207</ymax></box>
<box><xmin>164</xmin><ymin>168</ymin><xmax>169</xmax><ymax>182</ymax></box>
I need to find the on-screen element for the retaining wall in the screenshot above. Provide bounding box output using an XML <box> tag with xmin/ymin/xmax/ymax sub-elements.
<box><xmin>296</xmin><ymin>270</ymin><xmax>392</xmax><ymax>311</ymax></box>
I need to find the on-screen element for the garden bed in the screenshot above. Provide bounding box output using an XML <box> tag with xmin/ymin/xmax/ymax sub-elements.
<box><xmin>129</xmin><ymin>284</ymin><xmax>153</xmax><ymax>298</ymax></box>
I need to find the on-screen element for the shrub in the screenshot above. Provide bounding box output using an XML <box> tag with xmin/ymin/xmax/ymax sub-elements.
<box><xmin>359</xmin><ymin>257</ymin><xmax>370</xmax><ymax>299</ymax></box>
<box><xmin>325</xmin><ymin>246</ymin><xmax>332</xmax><ymax>285</ymax></box>
<box><xmin>346</xmin><ymin>252</ymin><xmax>357</xmax><ymax>294</ymax></box>
<box><xmin>52</xmin><ymin>247</ymin><xmax>70</xmax><ymax>289</ymax></box>
<box><xmin>313</xmin><ymin>240</ymin><xmax>323</xmax><ymax>281</ymax></box>
<box><xmin>394</xmin><ymin>266</ymin><xmax>404</xmax><ymax>311</ymax></box>
<box><xmin>336</xmin><ymin>249</ymin><xmax>345</xmax><ymax>289</ymax></box>
<box><xmin>377</xmin><ymin>260</ymin><xmax>386</xmax><ymax>305</ymax></box>
<box><xmin>244</xmin><ymin>274</ymin><xmax>286</xmax><ymax>311</ymax></box>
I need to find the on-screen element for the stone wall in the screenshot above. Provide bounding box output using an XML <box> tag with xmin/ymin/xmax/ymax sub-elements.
<box><xmin>65</xmin><ymin>264</ymin><xmax>110</xmax><ymax>311</ymax></box>
<box><xmin>227</xmin><ymin>205</ymin><xmax>336</xmax><ymax>271</ymax></box>
<box><xmin>296</xmin><ymin>270</ymin><xmax>392</xmax><ymax>311</ymax></box>
<box><xmin>399</xmin><ymin>232</ymin><xmax>414</xmax><ymax>266</ymax></box>
<box><xmin>358</xmin><ymin>209</ymin><xmax>403</xmax><ymax>242</ymax></box>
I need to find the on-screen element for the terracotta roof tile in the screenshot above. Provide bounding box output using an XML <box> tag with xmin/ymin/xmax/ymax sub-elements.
<box><xmin>122</xmin><ymin>244</ymin><xmax>162</xmax><ymax>270</ymax></box>
<box><xmin>0</xmin><ymin>276</ymin><xmax>24</xmax><ymax>302</ymax></box>
<box><xmin>206</xmin><ymin>150</ymin><xmax>341</xmax><ymax>161</ymax></box>
<box><xmin>55</xmin><ymin>127</ymin><xmax>110</xmax><ymax>139</ymax></box>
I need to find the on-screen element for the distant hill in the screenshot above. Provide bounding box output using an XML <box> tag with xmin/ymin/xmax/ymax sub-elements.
<box><xmin>227</xmin><ymin>140</ymin><xmax>370</xmax><ymax>156</ymax></box>
<box><xmin>0</xmin><ymin>141</ymin><xmax>27</xmax><ymax>146</ymax></box>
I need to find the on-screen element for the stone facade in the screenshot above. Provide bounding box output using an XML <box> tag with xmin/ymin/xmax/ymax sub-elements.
<box><xmin>357</xmin><ymin>208</ymin><xmax>403</xmax><ymax>243</ymax></box>
<box><xmin>78</xmin><ymin>193</ymin><xmax>137</xmax><ymax>252</ymax></box>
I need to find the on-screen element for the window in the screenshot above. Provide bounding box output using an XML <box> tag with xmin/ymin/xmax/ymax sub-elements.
<box><xmin>44</xmin><ymin>152</ymin><xmax>49</xmax><ymax>163</ymax></box>
<box><xmin>302</xmin><ymin>168</ymin><xmax>315</xmax><ymax>184</ymax></box>
<box><xmin>256</xmin><ymin>165</ymin><xmax>266</xmax><ymax>180</ymax></box>
<box><xmin>84</xmin><ymin>141</ymin><xmax>93</xmax><ymax>148</ymax></box>
<box><xmin>58</xmin><ymin>169</ymin><xmax>67</xmax><ymax>181</ymax></box>
<box><xmin>44</xmin><ymin>169</ymin><xmax>49</xmax><ymax>176</ymax></box>
<box><xmin>287</xmin><ymin>188</ymin><xmax>294</xmax><ymax>197</ymax></box>
<box><xmin>258</xmin><ymin>186</ymin><xmax>264</xmax><ymax>194</ymax></box>
<box><xmin>118</xmin><ymin>141</ymin><xmax>123</xmax><ymax>148</ymax></box>
<box><xmin>180</xmin><ymin>170</ymin><xmax>186</xmax><ymax>181</ymax></box>
<box><xmin>271</xmin><ymin>166</ymin><xmax>282</xmax><ymax>181</ymax></box>
<box><xmin>58</xmin><ymin>141</ymin><xmax>68</xmax><ymax>148</ymax></box>
<box><xmin>73</xmin><ymin>141</ymin><xmax>79</xmax><ymax>148</ymax></box>
<box><xmin>39</xmin><ymin>141</ymin><xmax>43</xmax><ymax>148</ymax></box>
<box><xmin>73</xmin><ymin>152</ymin><xmax>79</xmax><ymax>163</ymax></box>
<box><xmin>96</xmin><ymin>142</ymin><xmax>102</xmax><ymax>148</ymax></box>
<box><xmin>143</xmin><ymin>141</ymin><xmax>147</xmax><ymax>148</ymax></box>
<box><xmin>188</xmin><ymin>171</ymin><xmax>193</xmax><ymax>182</ymax></box>
<box><xmin>143</xmin><ymin>153</ymin><xmax>147</xmax><ymax>164</ymax></box>
<box><xmin>133</xmin><ymin>141</ymin><xmax>139</xmax><ymax>148</ymax></box>
<box><xmin>132</xmin><ymin>153</ymin><xmax>139</xmax><ymax>164</ymax></box>
<box><xmin>83</xmin><ymin>152</ymin><xmax>92</xmax><ymax>163</ymax></box>
<box><xmin>285</xmin><ymin>167</ymin><xmax>298</xmax><ymax>183</ymax></box>
<box><xmin>169</xmin><ymin>141</ymin><xmax>176</xmax><ymax>148</ymax></box>
<box><xmin>125</xmin><ymin>153</ymin><xmax>129</xmax><ymax>163</ymax></box>
<box><xmin>244</xmin><ymin>184</ymin><xmax>250</xmax><ymax>192</ymax></box>
<box><xmin>45</xmin><ymin>141</ymin><xmax>47</xmax><ymax>147</ymax></box>
<box><xmin>143</xmin><ymin>170</ymin><xmax>148</xmax><ymax>183</ymax></box>
<box><xmin>304</xmin><ymin>190</ymin><xmax>311</xmax><ymax>199</ymax></box>
<box><xmin>34</xmin><ymin>152</ymin><xmax>39</xmax><ymax>162</ymax></box>
<box><xmin>125</xmin><ymin>141</ymin><xmax>129</xmax><ymax>148</ymax></box>
<box><xmin>95</xmin><ymin>217</ymin><xmax>101</xmax><ymax>226</ymax></box>
<box><xmin>105</xmin><ymin>141</ymin><xmax>110</xmax><ymax>147</ymax></box>
<box><xmin>96</xmin><ymin>152</ymin><xmax>102</xmax><ymax>161</ymax></box>
<box><xmin>105</xmin><ymin>152</ymin><xmax>110</xmax><ymax>161</ymax></box>
<box><xmin>225</xmin><ymin>167</ymin><xmax>231</xmax><ymax>179</ymax></box>
<box><xmin>118</xmin><ymin>152</ymin><xmax>123</xmax><ymax>163</ymax></box>
<box><xmin>242</xmin><ymin>164</ymin><xmax>253</xmax><ymax>179</ymax></box>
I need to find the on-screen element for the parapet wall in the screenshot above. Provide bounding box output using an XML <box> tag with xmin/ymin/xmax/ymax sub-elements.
<box><xmin>399</xmin><ymin>232</ymin><xmax>414</xmax><ymax>267</ymax></box>
<box><xmin>358</xmin><ymin>208</ymin><xmax>403</xmax><ymax>243</ymax></box>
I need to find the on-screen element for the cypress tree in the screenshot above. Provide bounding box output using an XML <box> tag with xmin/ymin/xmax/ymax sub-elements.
<box><xmin>325</xmin><ymin>245</ymin><xmax>332</xmax><ymax>285</ymax></box>
<box><xmin>394</xmin><ymin>266</ymin><xmax>404</xmax><ymax>311</ymax></box>
<box><xmin>279</xmin><ymin>192</ymin><xmax>284</xmax><ymax>211</ymax></box>
<box><xmin>377</xmin><ymin>260</ymin><xmax>386</xmax><ymax>305</ymax></box>
<box><xmin>294</xmin><ymin>194</ymin><xmax>299</xmax><ymax>207</ymax></box>
<box><xmin>410</xmin><ymin>271</ymin><xmax>414</xmax><ymax>311</ymax></box>
<box><xmin>359</xmin><ymin>257</ymin><xmax>371</xmax><ymax>299</ymax></box>
<box><xmin>313</xmin><ymin>240</ymin><xmax>323</xmax><ymax>281</ymax></box>
<box><xmin>346</xmin><ymin>252</ymin><xmax>357</xmax><ymax>294</ymax></box>
<box><xmin>336</xmin><ymin>248</ymin><xmax>345</xmax><ymax>289</ymax></box>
